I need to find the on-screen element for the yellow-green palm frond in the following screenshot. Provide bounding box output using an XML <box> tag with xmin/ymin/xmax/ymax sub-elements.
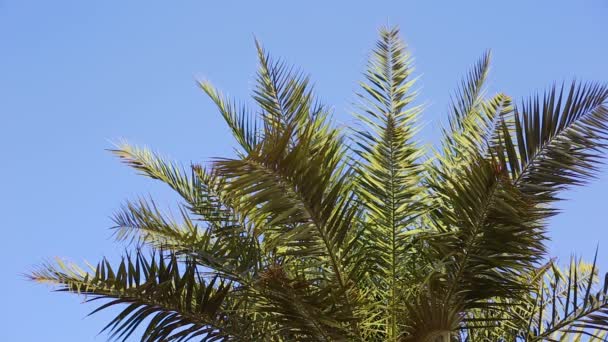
<box><xmin>439</xmin><ymin>51</ymin><xmax>493</xmax><ymax>164</ymax></box>
<box><xmin>517</xmin><ymin>254</ymin><xmax>608</xmax><ymax>341</ymax></box>
<box><xmin>111</xmin><ymin>142</ymin><xmax>199</xmax><ymax>206</ymax></box>
<box><xmin>352</xmin><ymin>26</ymin><xmax>425</xmax><ymax>340</ymax></box>
<box><xmin>254</xmin><ymin>39</ymin><xmax>323</xmax><ymax>141</ymax></box>
<box><xmin>199</xmin><ymin>81</ymin><xmax>261</xmax><ymax>154</ymax></box>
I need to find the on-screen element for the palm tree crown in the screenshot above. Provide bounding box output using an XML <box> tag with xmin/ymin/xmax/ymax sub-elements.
<box><xmin>31</xmin><ymin>27</ymin><xmax>608</xmax><ymax>341</ymax></box>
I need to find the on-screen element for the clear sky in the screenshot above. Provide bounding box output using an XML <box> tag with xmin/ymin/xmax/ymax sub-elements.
<box><xmin>1</xmin><ymin>1</ymin><xmax>607</xmax><ymax>340</ymax></box>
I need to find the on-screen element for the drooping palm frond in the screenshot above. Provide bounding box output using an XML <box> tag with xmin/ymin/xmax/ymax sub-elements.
<box><xmin>112</xmin><ymin>197</ymin><xmax>202</xmax><ymax>247</ymax></box>
<box><xmin>111</xmin><ymin>197</ymin><xmax>260</xmax><ymax>283</ymax></box>
<box><xmin>29</xmin><ymin>251</ymin><xmax>267</xmax><ymax>342</ymax></box>
<box><xmin>111</xmin><ymin>144</ymin><xmax>233</xmax><ymax>222</ymax></box>
<box><xmin>109</xmin><ymin>143</ymin><xmax>262</xmax><ymax>279</ymax></box>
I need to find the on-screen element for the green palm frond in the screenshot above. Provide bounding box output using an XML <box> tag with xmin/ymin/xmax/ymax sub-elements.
<box><xmin>497</xmin><ymin>82</ymin><xmax>608</xmax><ymax>202</ymax></box>
<box><xmin>214</xmin><ymin>43</ymin><xmax>365</xmax><ymax>337</ymax></box>
<box><xmin>401</xmin><ymin>291</ymin><xmax>462</xmax><ymax>342</ymax></box>
<box><xmin>111</xmin><ymin>143</ymin><xmax>198</xmax><ymax>205</ymax></box>
<box><xmin>521</xmin><ymin>254</ymin><xmax>608</xmax><ymax>341</ymax></box>
<box><xmin>252</xmin><ymin>264</ymin><xmax>354</xmax><ymax>341</ymax></box>
<box><xmin>353</xmin><ymin>26</ymin><xmax>425</xmax><ymax>340</ymax></box>
<box><xmin>254</xmin><ymin>39</ymin><xmax>322</xmax><ymax>140</ymax></box>
<box><xmin>111</xmin><ymin>198</ymin><xmax>260</xmax><ymax>283</ymax></box>
<box><xmin>462</xmin><ymin>257</ymin><xmax>608</xmax><ymax>341</ymax></box>
<box><xmin>427</xmin><ymin>155</ymin><xmax>546</xmax><ymax>308</ymax></box>
<box><xmin>112</xmin><ymin>197</ymin><xmax>202</xmax><ymax>246</ymax></box>
<box><xmin>29</xmin><ymin>251</ymin><xmax>263</xmax><ymax>342</ymax></box>
<box><xmin>111</xmin><ymin>144</ymin><xmax>240</xmax><ymax>226</ymax></box>
<box><xmin>213</xmin><ymin>114</ymin><xmax>362</xmax><ymax>327</ymax></box>
<box><xmin>440</xmin><ymin>51</ymin><xmax>494</xmax><ymax>164</ymax></box>
<box><xmin>198</xmin><ymin>81</ymin><xmax>260</xmax><ymax>154</ymax></box>
<box><xmin>449</xmin><ymin>51</ymin><xmax>491</xmax><ymax>129</ymax></box>
<box><xmin>110</xmin><ymin>143</ymin><xmax>262</xmax><ymax>284</ymax></box>
<box><xmin>460</xmin><ymin>260</ymin><xmax>557</xmax><ymax>341</ymax></box>
<box><xmin>31</xmin><ymin>26</ymin><xmax>608</xmax><ymax>342</ymax></box>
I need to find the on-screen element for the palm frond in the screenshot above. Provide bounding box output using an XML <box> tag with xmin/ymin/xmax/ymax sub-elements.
<box><xmin>31</xmin><ymin>26</ymin><xmax>608</xmax><ymax>342</ymax></box>
<box><xmin>111</xmin><ymin>144</ymin><xmax>238</xmax><ymax>226</ymax></box>
<box><xmin>251</xmin><ymin>264</ymin><xmax>354</xmax><ymax>341</ymax></box>
<box><xmin>448</xmin><ymin>51</ymin><xmax>492</xmax><ymax>133</ymax></box>
<box><xmin>29</xmin><ymin>251</ymin><xmax>265</xmax><ymax>341</ymax></box>
<box><xmin>111</xmin><ymin>198</ymin><xmax>260</xmax><ymax>283</ymax></box>
<box><xmin>496</xmin><ymin>82</ymin><xmax>608</xmax><ymax>202</ymax></box>
<box><xmin>198</xmin><ymin>81</ymin><xmax>260</xmax><ymax>154</ymax></box>
<box><xmin>440</xmin><ymin>51</ymin><xmax>494</xmax><ymax>164</ymax></box>
<box><xmin>214</xmin><ymin>104</ymin><xmax>364</xmax><ymax>337</ymax></box>
<box><xmin>522</xmin><ymin>255</ymin><xmax>608</xmax><ymax>341</ymax></box>
<box><xmin>112</xmin><ymin>197</ymin><xmax>201</xmax><ymax>246</ymax></box>
<box><xmin>111</xmin><ymin>143</ymin><xmax>198</xmax><ymax>205</ymax></box>
<box><xmin>254</xmin><ymin>39</ymin><xmax>322</xmax><ymax>140</ymax></box>
<box><xmin>352</xmin><ymin>26</ymin><xmax>425</xmax><ymax>340</ymax></box>
<box><xmin>427</xmin><ymin>155</ymin><xmax>546</xmax><ymax>308</ymax></box>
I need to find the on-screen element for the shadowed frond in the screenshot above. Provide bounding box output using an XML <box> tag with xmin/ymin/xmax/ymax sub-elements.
<box><xmin>29</xmin><ymin>251</ymin><xmax>266</xmax><ymax>342</ymax></box>
<box><xmin>496</xmin><ymin>82</ymin><xmax>608</xmax><ymax>202</ymax></box>
<box><xmin>213</xmin><ymin>112</ymin><xmax>363</xmax><ymax>333</ymax></box>
<box><xmin>427</xmin><ymin>155</ymin><xmax>546</xmax><ymax>310</ymax></box>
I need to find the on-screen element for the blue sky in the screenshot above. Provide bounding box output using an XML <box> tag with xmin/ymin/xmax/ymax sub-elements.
<box><xmin>1</xmin><ymin>1</ymin><xmax>607</xmax><ymax>340</ymax></box>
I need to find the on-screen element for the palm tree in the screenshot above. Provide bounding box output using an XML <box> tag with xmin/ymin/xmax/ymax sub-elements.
<box><xmin>31</xmin><ymin>27</ymin><xmax>608</xmax><ymax>341</ymax></box>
